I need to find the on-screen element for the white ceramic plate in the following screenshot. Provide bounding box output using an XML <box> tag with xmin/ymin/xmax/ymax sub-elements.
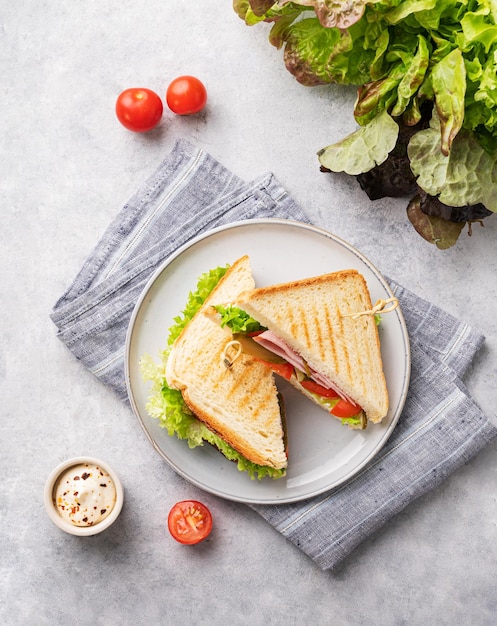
<box><xmin>125</xmin><ymin>219</ymin><xmax>410</xmax><ymax>504</ymax></box>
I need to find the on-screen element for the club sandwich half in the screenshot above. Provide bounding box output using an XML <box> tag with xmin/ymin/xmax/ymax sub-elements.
<box><xmin>213</xmin><ymin>269</ymin><xmax>389</xmax><ymax>430</ymax></box>
<box><xmin>160</xmin><ymin>255</ymin><xmax>287</xmax><ymax>477</ymax></box>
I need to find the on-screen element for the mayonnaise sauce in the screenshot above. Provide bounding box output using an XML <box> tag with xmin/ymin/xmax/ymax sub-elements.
<box><xmin>53</xmin><ymin>462</ymin><xmax>117</xmax><ymax>527</ymax></box>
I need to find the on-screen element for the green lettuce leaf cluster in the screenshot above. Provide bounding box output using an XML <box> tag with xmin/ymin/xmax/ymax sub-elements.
<box><xmin>235</xmin><ymin>0</ymin><xmax>497</xmax><ymax>247</ymax></box>
<box><xmin>140</xmin><ymin>265</ymin><xmax>286</xmax><ymax>480</ymax></box>
<box><xmin>214</xmin><ymin>304</ymin><xmax>266</xmax><ymax>333</ymax></box>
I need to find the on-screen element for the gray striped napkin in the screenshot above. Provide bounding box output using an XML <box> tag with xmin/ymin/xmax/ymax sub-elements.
<box><xmin>51</xmin><ymin>139</ymin><xmax>497</xmax><ymax>570</ymax></box>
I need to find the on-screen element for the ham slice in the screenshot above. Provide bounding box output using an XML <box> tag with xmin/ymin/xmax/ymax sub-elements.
<box><xmin>252</xmin><ymin>330</ymin><xmax>356</xmax><ymax>405</ymax></box>
<box><xmin>252</xmin><ymin>331</ymin><xmax>307</xmax><ymax>371</ymax></box>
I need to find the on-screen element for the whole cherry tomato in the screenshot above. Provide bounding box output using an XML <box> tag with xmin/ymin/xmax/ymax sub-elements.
<box><xmin>115</xmin><ymin>88</ymin><xmax>163</xmax><ymax>132</ymax></box>
<box><xmin>166</xmin><ymin>76</ymin><xmax>207</xmax><ymax>115</ymax></box>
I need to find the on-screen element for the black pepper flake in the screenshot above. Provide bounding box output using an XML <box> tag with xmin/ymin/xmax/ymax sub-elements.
<box><xmin>83</xmin><ymin>517</ymin><xmax>88</xmax><ymax>523</ymax></box>
<box><xmin>81</xmin><ymin>472</ymin><xmax>90</xmax><ymax>480</ymax></box>
<box><xmin>100</xmin><ymin>483</ymin><xmax>107</xmax><ymax>488</ymax></box>
<box><xmin>73</xmin><ymin>491</ymin><xmax>79</xmax><ymax>496</ymax></box>
<box><xmin>100</xmin><ymin>509</ymin><xmax>107</xmax><ymax>515</ymax></box>
<box><xmin>73</xmin><ymin>475</ymin><xmax>81</xmax><ymax>480</ymax></box>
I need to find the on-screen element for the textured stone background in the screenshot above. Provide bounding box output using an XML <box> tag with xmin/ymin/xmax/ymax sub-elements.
<box><xmin>2</xmin><ymin>1</ymin><xmax>496</xmax><ymax>624</ymax></box>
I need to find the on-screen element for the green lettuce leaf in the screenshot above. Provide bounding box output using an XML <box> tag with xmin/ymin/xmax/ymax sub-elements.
<box><xmin>408</xmin><ymin>112</ymin><xmax>497</xmax><ymax>211</ymax></box>
<box><xmin>282</xmin><ymin>18</ymin><xmax>348</xmax><ymax>85</ymax></box>
<box><xmin>317</xmin><ymin>109</ymin><xmax>399</xmax><ymax>175</ymax></box>
<box><xmin>282</xmin><ymin>16</ymin><xmax>374</xmax><ymax>86</ymax></box>
<box><xmin>166</xmin><ymin>265</ymin><xmax>229</xmax><ymax>346</ymax></box>
<box><xmin>279</xmin><ymin>0</ymin><xmax>368</xmax><ymax>29</ymax></box>
<box><xmin>383</xmin><ymin>0</ymin><xmax>438</xmax><ymax>26</ymax></box>
<box><xmin>354</xmin><ymin>72</ymin><xmax>403</xmax><ymax>125</ymax></box>
<box><xmin>459</xmin><ymin>7</ymin><xmax>497</xmax><ymax>53</ymax></box>
<box><xmin>249</xmin><ymin>0</ymin><xmax>276</xmax><ymax>16</ymax></box>
<box><xmin>214</xmin><ymin>305</ymin><xmax>265</xmax><ymax>334</ymax></box>
<box><xmin>341</xmin><ymin>415</ymin><xmax>366</xmax><ymax>428</ymax></box>
<box><xmin>391</xmin><ymin>35</ymin><xmax>430</xmax><ymax>117</ymax></box>
<box><xmin>235</xmin><ymin>1</ymin><xmax>308</xmax><ymax>27</ymax></box>
<box><xmin>432</xmin><ymin>48</ymin><xmax>466</xmax><ymax>156</ymax></box>
<box><xmin>233</xmin><ymin>0</ymin><xmax>274</xmax><ymax>23</ymax></box>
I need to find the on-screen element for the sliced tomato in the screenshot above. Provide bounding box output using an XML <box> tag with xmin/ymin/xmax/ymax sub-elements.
<box><xmin>300</xmin><ymin>379</ymin><xmax>340</xmax><ymax>399</ymax></box>
<box><xmin>331</xmin><ymin>398</ymin><xmax>362</xmax><ymax>418</ymax></box>
<box><xmin>255</xmin><ymin>358</ymin><xmax>294</xmax><ymax>380</ymax></box>
<box><xmin>300</xmin><ymin>379</ymin><xmax>362</xmax><ymax>418</ymax></box>
<box><xmin>167</xmin><ymin>500</ymin><xmax>213</xmax><ymax>545</ymax></box>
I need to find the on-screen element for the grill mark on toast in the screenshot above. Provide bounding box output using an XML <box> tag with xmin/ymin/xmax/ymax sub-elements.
<box><xmin>352</xmin><ymin>293</ymin><xmax>368</xmax><ymax>397</ymax></box>
<box><xmin>287</xmin><ymin>307</ymin><xmax>299</xmax><ymax>340</ymax></box>
<box><xmin>323</xmin><ymin>302</ymin><xmax>338</xmax><ymax>369</ymax></box>
<box><xmin>302</xmin><ymin>304</ymin><xmax>312</xmax><ymax>348</ymax></box>
<box><xmin>335</xmin><ymin>301</ymin><xmax>350</xmax><ymax>379</ymax></box>
<box><xmin>222</xmin><ymin>359</ymin><xmax>278</xmax><ymax>423</ymax></box>
<box><xmin>359</xmin><ymin>315</ymin><xmax>382</xmax><ymax>406</ymax></box>
<box><xmin>361</xmin><ymin>317</ymin><xmax>373</xmax><ymax>396</ymax></box>
<box><xmin>300</xmin><ymin>308</ymin><xmax>312</xmax><ymax>356</ymax></box>
<box><xmin>244</xmin><ymin>368</ymin><xmax>279</xmax><ymax>425</ymax></box>
<box><xmin>312</xmin><ymin>301</ymin><xmax>324</xmax><ymax>362</ymax></box>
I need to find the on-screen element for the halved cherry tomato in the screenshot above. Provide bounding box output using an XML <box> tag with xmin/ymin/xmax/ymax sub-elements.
<box><xmin>167</xmin><ymin>500</ymin><xmax>213</xmax><ymax>545</ymax></box>
<box><xmin>166</xmin><ymin>76</ymin><xmax>207</xmax><ymax>115</ymax></box>
<box><xmin>115</xmin><ymin>88</ymin><xmax>163</xmax><ymax>132</ymax></box>
<box><xmin>330</xmin><ymin>398</ymin><xmax>362</xmax><ymax>418</ymax></box>
<box><xmin>300</xmin><ymin>379</ymin><xmax>339</xmax><ymax>399</ymax></box>
<box><xmin>255</xmin><ymin>358</ymin><xmax>294</xmax><ymax>381</ymax></box>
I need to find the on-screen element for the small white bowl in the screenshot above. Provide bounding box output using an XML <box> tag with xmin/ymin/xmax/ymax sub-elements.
<box><xmin>44</xmin><ymin>457</ymin><xmax>124</xmax><ymax>536</ymax></box>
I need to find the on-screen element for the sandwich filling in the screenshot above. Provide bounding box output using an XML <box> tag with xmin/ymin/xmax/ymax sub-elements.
<box><xmin>252</xmin><ymin>331</ymin><xmax>358</xmax><ymax>406</ymax></box>
<box><xmin>215</xmin><ymin>306</ymin><xmax>367</xmax><ymax>429</ymax></box>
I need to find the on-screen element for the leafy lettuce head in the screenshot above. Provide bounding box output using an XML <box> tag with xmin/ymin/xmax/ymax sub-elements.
<box><xmin>234</xmin><ymin>0</ymin><xmax>497</xmax><ymax>247</ymax></box>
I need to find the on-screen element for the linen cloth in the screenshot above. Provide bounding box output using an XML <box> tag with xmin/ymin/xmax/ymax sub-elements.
<box><xmin>51</xmin><ymin>139</ymin><xmax>497</xmax><ymax>570</ymax></box>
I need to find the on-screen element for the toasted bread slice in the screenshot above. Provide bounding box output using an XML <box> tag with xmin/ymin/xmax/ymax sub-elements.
<box><xmin>166</xmin><ymin>256</ymin><xmax>287</xmax><ymax>470</ymax></box>
<box><xmin>236</xmin><ymin>269</ymin><xmax>389</xmax><ymax>424</ymax></box>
